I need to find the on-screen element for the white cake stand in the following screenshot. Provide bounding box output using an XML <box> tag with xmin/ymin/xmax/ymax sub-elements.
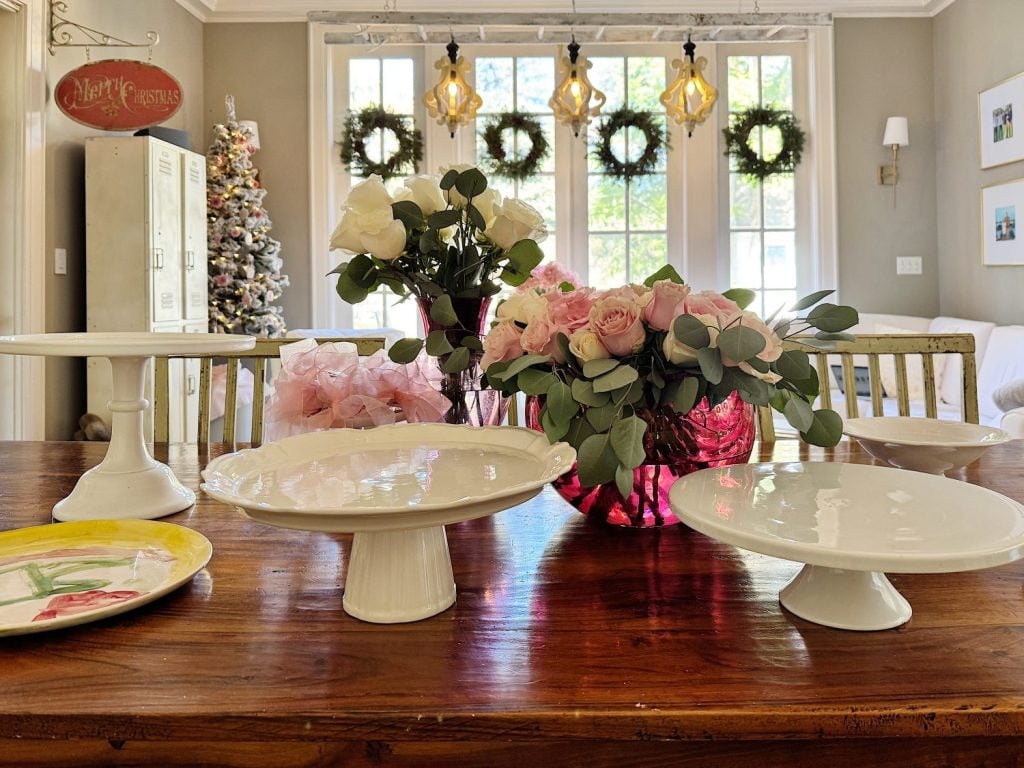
<box><xmin>669</xmin><ymin>462</ymin><xmax>1024</xmax><ymax>631</ymax></box>
<box><xmin>201</xmin><ymin>424</ymin><xmax>576</xmax><ymax>624</ymax></box>
<box><xmin>0</xmin><ymin>332</ymin><xmax>255</xmax><ymax>521</ymax></box>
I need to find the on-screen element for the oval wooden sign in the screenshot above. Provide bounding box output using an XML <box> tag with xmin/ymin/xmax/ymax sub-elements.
<box><xmin>55</xmin><ymin>59</ymin><xmax>183</xmax><ymax>131</ymax></box>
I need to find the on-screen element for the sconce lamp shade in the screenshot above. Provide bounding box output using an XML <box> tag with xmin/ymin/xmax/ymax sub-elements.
<box><xmin>238</xmin><ymin>120</ymin><xmax>260</xmax><ymax>150</ymax></box>
<box><xmin>660</xmin><ymin>37</ymin><xmax>718</xmax><ymax>137</ymax></box>
<box><xmin>550</xmin><ymin>40</ymin><xmax>606</xmax><ymax>138</ymax></box>
<box><xmin>883</xmin><ymin>116</ymin><xmax>909</xmax><ymax>147</ymax></box>
<box><xmin>424</xmin><ymin>38</ymin><xmax>482</xmax><ymax>138</ymax></box>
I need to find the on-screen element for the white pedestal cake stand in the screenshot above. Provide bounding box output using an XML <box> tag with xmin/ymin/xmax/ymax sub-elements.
<box><xmin>669</xmin><ymin>461</ymin><xmax>1024</xmax><ymax>631</ymax></box>
<box><xmin>201</xmin><ymin>424</ymin><xmax>576</xmax><ymax>623</ymax></box>
<box><xmin>0</xmin><ymin>332</ymin><xmax>255</xmax><ymax>522</ymax></box>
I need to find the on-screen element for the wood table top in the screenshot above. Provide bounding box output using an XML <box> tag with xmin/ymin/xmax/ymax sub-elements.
<box><xmin>2</xmin><ymin>438</ymin><xmax>1024</xmax><ymax>767</ymax></box>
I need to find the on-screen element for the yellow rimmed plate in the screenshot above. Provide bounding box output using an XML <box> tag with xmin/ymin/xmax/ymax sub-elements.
<box><xmin>0</xmin><ymin>519</ymin><xmax>212</xmax><ymax>637</ymax></box>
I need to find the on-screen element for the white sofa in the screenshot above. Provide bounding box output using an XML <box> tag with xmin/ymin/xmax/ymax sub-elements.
<box><xmin>823</xmin><ymin>313</ymin><xmax>1024</xmax><ymax>436</ymax></box>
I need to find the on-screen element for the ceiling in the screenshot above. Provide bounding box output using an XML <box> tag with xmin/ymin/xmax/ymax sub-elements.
<box><xmin>176</xmin><ymin>0</ymin><xmax>956</xmax><ymax>23</ymax></box>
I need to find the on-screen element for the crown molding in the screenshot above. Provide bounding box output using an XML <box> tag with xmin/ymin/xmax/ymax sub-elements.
<box><xmin>174</xmin><ymin>0</ymin><xmax>214</xmax><ymax>22</ymax></box>
<box><xmin>0</xmin><ymin>0</ymin><xmax>28</xmax><ymax>12</ymax></box>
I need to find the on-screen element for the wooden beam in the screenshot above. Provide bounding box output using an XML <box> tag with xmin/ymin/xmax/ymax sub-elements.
<box><xmin>308</xmin><ymin>11</ymin><xmax>832</xmax><ymax>27</ymax></box>
<box><xmin>322</xmin><ymin>27</ymin><xmax>810</xmax><ymax>45</ymax></box>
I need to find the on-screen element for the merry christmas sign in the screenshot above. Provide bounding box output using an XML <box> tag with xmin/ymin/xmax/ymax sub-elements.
<box><xmin>55</xmin><ymin>59</ymin><xmax>182</xmax><ymax>131</ymax></box>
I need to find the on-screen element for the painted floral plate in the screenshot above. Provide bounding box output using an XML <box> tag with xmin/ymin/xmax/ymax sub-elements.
<box><xmin>0</xmin><ymin>519</ymin><xmax>212</xmax><ymax>637</ymax></box>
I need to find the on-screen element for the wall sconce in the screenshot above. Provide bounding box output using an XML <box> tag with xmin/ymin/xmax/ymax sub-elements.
<box><xmin>880</xmin><ymin>116</ymin><xmax>908</xmax><ymax>185</ymax></box>
<box><xmin>550</xmin><ymin>38</ymin><xmax>606</xmax><ymax>138</ymax></box>
<box><xmin>660</xmin><ymin>35</ymin><xmax>718</xmax><ymax>137</ymax></box>
<box><xmin>423</xmin><ymin>36</ymin><xmax>482</xmax><ymax>138</ymax></box>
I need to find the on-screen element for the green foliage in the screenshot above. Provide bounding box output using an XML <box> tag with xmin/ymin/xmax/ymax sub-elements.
<box><xmin>722</xmin><ymin>106</ymin><xmax>805</xmax><ymax>180</ymax></box>
<box><xmin>339</xmin><ymin>105</ymin><xmax>423</xmax><ymax>180</ymax></box>
<box><xmin>480</xmin><ymin>111</ymin><xmax>551</xmax><ymax>182</ymax></box>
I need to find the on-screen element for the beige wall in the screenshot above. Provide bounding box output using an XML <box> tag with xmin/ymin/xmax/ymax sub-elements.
<box><xmin>833</xmin><ymin>18</ymin><xmax>939</xmax><ymax>316</ymax></box>
<box><xmin>203</xmin><ymin>23</ymin><xmax>310</xmax><ymax>332</ymax></box>
<box><xmin>45</xmin><ymin>0</ymin><xmax>203</xmax><ymax>438</ymax></box>
<box><xmin>934</xmin><ymin>0</ymin><xmax>1024</xmax><ymax>325</ymax></box>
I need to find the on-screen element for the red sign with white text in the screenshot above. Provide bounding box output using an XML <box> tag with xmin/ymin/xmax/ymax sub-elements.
<box><xmin>55</xmin><ymin>59</ymin><xmax>183</xmax><ymax>131</ymax></box>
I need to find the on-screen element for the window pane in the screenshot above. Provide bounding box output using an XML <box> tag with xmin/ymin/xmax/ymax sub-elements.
<box><xmin>730</xmin><ymin>173</ymin><xmax>761</xmax><ymax>229</ymax></box>
<box><xmin>517</xmin><ymin>57</ymin><xmax>554</xmax><ymax>113</ymax></box>
<box><xmin>476</xmin><ymin>58</ymin><xmax>514</xmax><ymax>112</ymax></box>
<box><xmin>590</xmin><ymin>58</ymin><xmax>625</xmax><ymax>111</ymax></box>
<box><xmin>385</xmin><ymin>288</ymin><xmax>418</xmax><ymax>336</ymax></box>
<box><xmin>629</xmin><ymin>174</ymin><xmax>667</xmax><ymax>230</ymax></box>
<box><xmin>382</xmin><ymin>59</ymin><xmax>414</xmax><ymax>113</ymax></box>
<box><xmin>538</xmin><ymin>115</ymin><xmax>556</xmax><ymax>173</ymax></box>
<box><xmin>764</xmin><ymin>173</ymin><xmax>795</xmax><ymax>229</ymax></box>
<box><xmin>627</xmin><ymin>57</ymin><xmax>664</xmax><ymax>111</ymax></box>
<box><xmin>761</xmin><ymin>56</ymin><xmax>792</xmax><ymax>109</ymax></box>
<box><xmin>630</xmin><ymin>234</ymin><xmax>667</xmax><ymax>283</ymax></box>
<box><xmin>764</xmin><ymin>231</ymin><xmax>796</xmax><ymax>289</ymax></box>
<box><xmin>762</xmin><ymin>124</ymin><xmax>783</xmax><ymax>164</ymax></box>
<box><xmin>763</xmin><ymin>290</ymin><xmax>796</xmax><ymax>320</ymax></box>
<box><xmin>727</xmin><ymin>56</ymin><xmax>758</xmax><ymax>111</ymax></box>
<box><xmin>518</xmin><ymin>175</ymin><xmax>557</xmax><ymax>233</ymax></box>
<box><xmin>588</xmin><ymin>175</ymin><xmax>625</xmax><ymax>231</ymax></box>
<box><xmin>589</xmin><ymin>234</ymin><xmax>627</xmax><ymax>288</ymax></box>
<box><xmin>349</xmin><ymin>59</ymin><xmax>380</xmax><ymax>108</ymax></box>
<box><xmin>730</xmin><ymin>232</ymin><xmax>762</xmax><ymax>289</ymax></box>
<box><xmin>353</xmin><ymin>292</ymin><xmax>386</xmax><ymax>329</ymax></box>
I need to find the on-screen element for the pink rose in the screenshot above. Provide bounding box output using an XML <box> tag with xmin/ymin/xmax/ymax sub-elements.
<box><xmin>520</xmin><ymin>262</ymin><xmax>583</xmax><ymax>292</ymax></box>
<box><xmin>720</xmin><ymin>311</ymin><xmax>785</xmax><ymax>383</ymax></box>
<box><xmin>643</xmin><ymin>280</ymin><xmax>691</xmax><ymax>331</ymax></box>
<box><xmin>684</xmin><ymin>290</ymin><xmax>740</xmax><ymax>319</ymax></box>
<box><xmin>588</xmin><ymin>295</ymin><xmax>647</xmax><ymax>357</ymax></box>
<box><xmin>481</xmin><ymin>321</ymin><xmax>525</xmax><ymax>370</ymax></box>
<box><xmin>545</xmin><ymin>287</ymin><xmax>595</xmax><ymax>333</ymax></box>
<box><xmin>520</xmin><ymin>316</ymin><xmax>563</xmax><ymax>361</ymax></box>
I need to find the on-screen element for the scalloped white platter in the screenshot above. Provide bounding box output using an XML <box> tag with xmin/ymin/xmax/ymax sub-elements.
<box><xmin>202</xmin><ymin>424</ymin><xmax>575</xmax><ymax>623</ymax></box>
<box><xmin>670</xmin><ymin>462</ymin><xmax>1024</xmax><ymax>631</ymax></box>
<box><xmin>843</xmin><ymin>417</ymin><xmax>1012</xmax><ymax>475</ymax></box>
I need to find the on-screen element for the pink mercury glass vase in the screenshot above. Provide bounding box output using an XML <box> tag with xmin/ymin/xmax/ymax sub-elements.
<box><xmin>526</xmin><ymin>391</ymin><xmax>756</xmax><ymax>528</ymax></box>
<box><xmin>417</xmin><ymin>295</ymin><xmax>507</xmax><ymax>427</ymax></box>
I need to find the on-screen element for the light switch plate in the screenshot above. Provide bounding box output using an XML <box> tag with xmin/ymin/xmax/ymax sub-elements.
<box><xmin>896</xmin><ymin>257</ymin><xmax>922</xmax><ymax>275</ymax></box>
<box><xmin>54</xmin><ymin>248</ymin><xmax>67</xmax><ymax>275</ymax></box>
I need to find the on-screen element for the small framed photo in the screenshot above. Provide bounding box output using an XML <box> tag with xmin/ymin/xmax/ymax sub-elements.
<box><xmin>981</xmin><ymin>178</ymin><xmax>1024</xmax><ymax>266</ymax></box>
<box><xmin>979</xmin><ymin>71</ymin><xmax>1024</xmax><ymax>169</ymax></box>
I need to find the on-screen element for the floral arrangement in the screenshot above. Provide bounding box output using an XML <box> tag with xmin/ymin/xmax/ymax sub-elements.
<box><xmin>482</xmin><ymin>264</ymin><xmax>858</xmax><ymax>496</ymax></box>
<box><xmin>329</xmin><ymin>166</ymin><xmax>547</xmax><ymax>372</ymax></box>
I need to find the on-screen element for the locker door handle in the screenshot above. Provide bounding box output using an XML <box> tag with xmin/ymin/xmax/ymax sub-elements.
<box><xmin>186</xmin><ymin>374</ymin><xmax>196</xmax><ymax>395</ymax></box>
<box><xmin>186</xmin><ymin>250</ymin><xmax>195</xmax><ymax>270</ymax></box>
<box><xmin>154</xmin><ymin>248</ymin><xmax>165</xmax><ymax>270</ymax></box>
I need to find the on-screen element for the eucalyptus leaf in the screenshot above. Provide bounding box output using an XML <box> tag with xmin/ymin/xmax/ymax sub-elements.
<box><xmin>555</xmin><ymin>333</ymin><xmax>579</xmax><ymax>370</ymax></box>
<box><xmin>346</xmin><ymin>253</ymin><xmax>377</xmax><ymax>288</ymax></box>
<box><xmin>775</xmin><ymin>349</ymin><xmax>811</xmax><ymax>381</ymax></box>
<box><xmin>425</xmin><ymin>329</ymin><xmax>454</xmax><ymax>356</ymax></box>
<box><xmin>518</xmin><ymin>368</ymin><xmax>557</xmax><ymax>396</ymax></box>
<box><xmin>454</xmin><ymin>168</ymin><xmax>488</xmax><ymax>199</ymax></box>
<box><xmin>814</xmin><ymin>331</ymin><xmax>856</xmax><ymax>342</ymax></box>
<box><xmin>790</xmin><ymin>289</ymin><xmax>835</xmax><ymax>311</ymax></box>
<box><xmin>388</xmin><ymin>338</ymin><xmax>424</xmax><ymax>364</ymax></box>
<box><xmin>546</xmin><ymin>380</ymin><xmax>579</xmax><ymax>426</ymax></box>
<box><xmin>540</xmin><ymin>407</ymin><xmax>571</xmax><ymax>443</ymax></box>
<box><xmin>439</xmin><ymin>169</ymin><xmax>459</xmax><ymax>190</ymax></box>
<box><xmin>593</xmin><ymin>364</ymin><xmax>639</xmax><ymax>393</ymax></box>
<box><xmin>566</xmin><ymin>417</ymin><xmax>597</xmax><ymax>450</ymax></box>
<box><xmin>717</xmin><ymin>325</ymin><xmax>766</xmax><ymax>363</ymax></box>
<box><xmin>427</xmin><ymin>208</ymin><xmax>462</xmax><ymax>230</ymax></box>
<box><xmin>582</xmin><ymin>358</ymin><xmax>619</xmax><ymax>378</ymax></box>
<box><xmin>438</xmin><ymin>345</ymin><xmax>471</xmax><ymax>373</ymax></box>
<box><xmin>460</xmin><ymin>336</ymin><xmax>483</xmax><ymax>351</ymax></box>
<box><xmin>419</xmin><ymin>232</ymin><xmax>439</xmax><ymax>254</ymax></box>
<box><xmin>722</xmin><ymin>288</ymin><xmax>757</xmax><ymax>309</ymax></box>
<box><xmin>697</xmin><ymin>346</ymin><xmax>724</xmax><ymax>384</ymax></box>
<box><xmin>500</xmin><ymin>267</ymin><xmax>527</xmax><ymax>286</ymax></box>
<box><xmin>805</xmin><ymin>303</ymin><xmax>859</xmax><ymax>333</ymax></box>
<box><xmin>577</xmin><ymin>433</ymin><xmax>619</xmax><ymax>487</ymax></box>
<box><xmin>504</xmin><ymin>239</ymin><xmax>544</xmax><ymax>272</ymax></box>
<box><xmin>642</xmin><ymin>264</ymin><xmax>685</xmax><ymax>286</ymax></box>
<box><xmin>336</xmin><ymin>270</ymin><xmax>370</xmax><ymax>304</ymax></box>
<box><xmin>672</xmin><ymin>315</ymin><xmax>711</xmax><ymax>349</ymax></box>
<box><xmin>428</xmin><ymin>294</ymin><xmax>459</xmax><ymax>327</ymax></box>
<box><xmin>491</xmin><ymin>353</ymin><xmax>551</xmax><ymax>380</ymax></box>
<box><xmin>789</xmin><ymin>365</ymin><xmax>821</xmax><ymax>397</ymax></box>
<box><xmin>614</xmin><ymin>464</ymin><xmax>634</xmax><ymax>500</ymax></box>
<box><xmin>610</xmin><ymin>414</ymin><xmax>647</xmax><ymax>469</ymax></box>
<box><xmin>801</xmin><ymin>408</ymin><xmax>845</xmax><ymax>447</ymax></box>
<box><xmin>783</xmin><ymin>396</ymin><xmax>815</xmax><ymax>432</ymax></box>
<box><xmin>391</xmin><ymin>200</ymin><xmax>424</xmax><ymax>229</ymax></box>
<box><xmin>571</xmin><ymin>378</ymin><xmax>611</xmax><ymax>407</ymax></box>
<box><xmin>585</xmin><ymin>402</ymin><xmax>618</xmax><ymax>433</ymax></box>
<box><xmin>484</xmin><ymin>360</ymin><xmax>514</xmax><ymax>391</ymax></box>
<box><xmin>745</xmin><ymin>356</ymin><xmax>770</xmax><ymax>374</ymax></box>
<box><xmin>326</xmin><ymin>261</ymin><xmax>348</xmax><ymax>277</ymax></box>
<box><xmin>466</xmin><ymin>203</ymin><xmax>487</xmax><ymax>232</ymax></box>
<box><xmin>673</xmin><ymin>377</ymin><xmax>700</xmax><ymax>414</ymax></box>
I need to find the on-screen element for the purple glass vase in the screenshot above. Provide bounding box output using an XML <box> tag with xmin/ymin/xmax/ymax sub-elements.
<box><xmin>416</xmin><ymin>296</ymin><xmax>507</xmax><ymax>427</ymax></box>
<box><xmin>527</xmin><ymin>391</ymin><xmax>756</xmax><ymax>528</ymax></box>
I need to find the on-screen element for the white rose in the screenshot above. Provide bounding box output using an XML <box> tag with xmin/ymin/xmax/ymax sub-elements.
<box><xmin>663</xmin><ymin>313</ymin><xmax>718</xmax><ymax>365</ymax></box>
<box><xmin>496</xmin><ymin>291</ymin><xmax>549</xmax><ymax>325</ymax></box>
<box><xmin>438</xmin><ymin>163</ymin><xmax>476</xmax><ymax>207</ymax></box>
<box><xmin>568</xmin><ymin>329</ymin><xmax>610</xmax><ymax>363</ymax></box>
<box><xmin>356</xmin><ymin>206</ymin><xmax>396</xmax><ymax>236</ymax></box>
<box><xmin>472</xmin><ymin>187</ymin><xmax>502</xmax><ymax>227</ymax></box>
<box><xmin>360</xmin><ymin>219</ymin><xmax>407</xmax><ymax>261</ymax></box>
<box><xmin>396</xmin><ymin>174</ymin><xmax>446</xmax><ymax>216</ymax></box>
<box><xmin>329</xmin><ymin>209</ymin><xmax>364</xmax><ymax>252</ymax></box>
<box><xmin>347</xmin><ymin>174</ymin><xmax>393</xmax><ymax>212</ymax></box>
<box><xmin>329</xmin><ymin>174</ymin><xmax>399</xmax><ymax>255</ymax></box>
<box><xmin>485</xmin><ymin>198</ymin><xmax>548</xmax><ymax>250</ymax></box>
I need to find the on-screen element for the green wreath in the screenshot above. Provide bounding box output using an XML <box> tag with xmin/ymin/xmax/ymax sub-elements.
<box><xmin>340</xmin><ymin>105</ymin><xmax>423</xmax><ymax>181</ymax></box>
<box><xmin>593</xmin><ymin>108</ymin><xmax>668</xmax><ymax>182</ymax></box>
<box><xmin>481</xmin><ymin>111</ymin><xmax>550</xmax><ymax>182</ymax></box>
<box><xmin>722</xmin><ymin>106</ymin><xmax>805</xmax><ymax>180</ymax></box>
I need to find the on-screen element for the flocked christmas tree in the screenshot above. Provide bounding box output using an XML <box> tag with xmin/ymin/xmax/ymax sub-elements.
<box><xmin>206</xmin><ymin>95</ymin><xmax>289</xmax><ymax>337</ymax></box>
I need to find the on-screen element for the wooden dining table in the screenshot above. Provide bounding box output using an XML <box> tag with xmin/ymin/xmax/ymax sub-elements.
<box><xmin>2</xmin><ymin>437</ymin><xmax>1024</xmax><ymax>767</ymax></box>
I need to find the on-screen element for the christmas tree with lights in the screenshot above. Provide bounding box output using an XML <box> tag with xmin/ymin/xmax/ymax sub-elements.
<box><xmin>206</xmin><ymin>95</ymin><xmax>289</xmax><ymax>337</ymax></box>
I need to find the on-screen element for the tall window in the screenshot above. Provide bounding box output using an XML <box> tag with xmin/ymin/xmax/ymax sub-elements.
<box><xmin>347</xmin><ymin>56</ymin><xmax>419</xmax><ymax>334</ymax></box>
<box><xmin>586</xmin><ymin>56</ymin><xmax>668</xmax><ymax>287</ymax></box>
<box><xmin>726</xmin><ymin>54</ymin><xmax>797</xmax><ymax>319</ymax></box>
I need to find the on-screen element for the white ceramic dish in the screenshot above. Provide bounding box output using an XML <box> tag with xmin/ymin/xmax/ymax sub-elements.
<box><xmin>843</xmin><ymin>417</ymin><xmax>1012</xmax><ymax>475</ymax></box>
<box><xmin>202</xmin><ymin>423</ymin><xmax>575</xmax><ymax>623</ymax></box>
<box><xmin>669</xmin><ymin>461</ymin><xmax>1024</xmax><ymax>631</ymax></box>
<box><xmin>0</xmin><ymin>332</ymin><xmax>255</xmax><ymax>522</ymax></box>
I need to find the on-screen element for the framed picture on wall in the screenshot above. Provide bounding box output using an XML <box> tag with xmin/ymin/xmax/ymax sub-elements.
<box><xmin>979</xmin><ymin>71</ymin><xmax>1024</xmax><ymax>169</ymax></box>
<box><xmin>981</xmin><ymin>178</ymin><xmax>1024</xmax><ymax>265</ymax></box>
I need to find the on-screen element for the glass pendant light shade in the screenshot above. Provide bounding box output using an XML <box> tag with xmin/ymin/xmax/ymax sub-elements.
<box><xmin>424</xmin><ymin>38</ymin><xmax>482</xmax><ymax>138</ymax></box>
<box><xmin>660</xmin><ymin>37</ymin><xmax>718</xmax><ymax>137</ymax></box>
<box><xmin>549</xmin><ymin>40</ymin><xmax>606</xmax><ymax>138</ymax></box>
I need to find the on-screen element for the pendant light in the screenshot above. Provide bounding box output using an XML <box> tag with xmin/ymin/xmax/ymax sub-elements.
<box><xmin>549</xmin><ymin>38</ymin><xmax>606</xmax><ymax>138</ymax></box>
<box><xmin>423</xmin><ymin>36</ymin><xmax>482</xmax><ymax>138</ymax></box>
<box><xmin>660</xmin><ymin>35</ymin><xmax>718</xmax><ymax>137</ymax></box>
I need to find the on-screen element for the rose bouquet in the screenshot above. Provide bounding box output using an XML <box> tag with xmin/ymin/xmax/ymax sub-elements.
<box><xmin>329</xmin><ymin>166</ymin><xmax>548</xmax><ymax>374</ymax></box>
<box><xmin>483</xmin><ymin>264</ymin><xmax>858</xmax><ymax>507</ymax></box>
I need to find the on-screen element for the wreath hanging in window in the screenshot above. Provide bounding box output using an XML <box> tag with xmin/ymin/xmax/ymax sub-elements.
<box><xmin>722</xmin><ymin>106</ymin><xmax>806</xmax><ymax>180</ymax></box>
<box><xmin>593</xmin><ymin>108</ymin><xmax>669</xmax><ymax>181</ymax></box>
<box><xmin>480</xmin><ymin>111</ymin><xmax>551</xmax><ymax>182</ymax></box>
<box><xmin>340</xmin><ymin>105</ymin><xmax>423</xmax><ymax>181</ymax></box>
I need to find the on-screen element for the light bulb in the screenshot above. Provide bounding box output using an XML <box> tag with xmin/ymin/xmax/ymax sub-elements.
<box><xmin>570</xmin><ymin>78</ymin><xmax>582</xmax><ymax>99</ymax></box>
<box><xmin>686</xmin><ymin>80</ymin><xmax>696</xmax><ymax>95</ymax></box>
<box><xmin>447</xmin><ymin>78</ymin><xmax>459</xmax><ymax>97</ymax></box>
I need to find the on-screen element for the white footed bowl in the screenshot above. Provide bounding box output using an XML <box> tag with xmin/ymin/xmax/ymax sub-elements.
<box><xmin>843</xmin><ymin>417</ymin><xmax>1011</xmax><ymax>475</ymax></box>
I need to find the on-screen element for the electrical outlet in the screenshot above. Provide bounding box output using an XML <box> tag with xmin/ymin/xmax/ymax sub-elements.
<box><xmin>896</xmin><ymin>257</ymin><xmax>922</xmax><ymax>275</ymax></box>
<box><xmin>54</xmin><ymin>248</ymin><xmax>67</xmax><ymax>275</ymax></box>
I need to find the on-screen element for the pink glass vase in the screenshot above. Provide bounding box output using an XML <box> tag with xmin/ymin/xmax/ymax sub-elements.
<box><xmin>526</xmin><ymin>391</ymin><xmax>756</xmax><ymax>528</ymax></box>
<box><xmin>416</xmin><ymin>296</ymin><xmax>507</xmax><ymax>427</ymax></box>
